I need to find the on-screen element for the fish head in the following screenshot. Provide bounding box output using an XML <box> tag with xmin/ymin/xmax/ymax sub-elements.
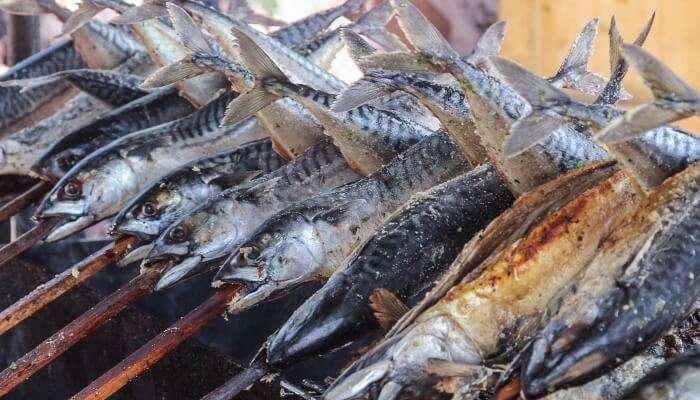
<box><xmin>214</xmin><ymin>211</ymin><xmax>325</xmax><ymax>312</ymax></box>
<box><xmin>31</xmin><ymin>145</ymin><xmax>90</xmax><ymax>182</ymax></box>
<box><xmin>324</xmin><ymin>314</ymin><xmax>483</xmax><ymax>400</ymax></box>
<box><xmin>35</xmin><ymin>156</ymin><xmax>139</xmax><ymax>242</ymax></box>
<box><xmin>146</xmin><ymin>198</ymin><xmax>239</xmax><ymax>289</ymax></box>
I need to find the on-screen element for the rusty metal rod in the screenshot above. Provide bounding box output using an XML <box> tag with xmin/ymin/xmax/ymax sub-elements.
<box><xmin>200</xmin><ymin>364</ymin><xmax>266</xmax><ymax>400</ymax></box>
<box><xmin>0</xmin><ymin>236</ymin><xmax>138</xmax><ymax>336</ymax></box>
<box><xmin>71</xmin><ymin>284</ymin><xmax>243</xmax><ymax>400</ymax></box>
<box><xmin>0</xmin><ymin>181</ymin><xmax>52</xmax><ymax>224</ymax></box>
<box><xmin>0</xmin><ymin>265</ymin><xmax>165</xmax><ymax>397</ymax></box>
<box><xmin>0</xmin><ymin>217</ymin><xmax>60</xmax><ymax>268</ymax></box>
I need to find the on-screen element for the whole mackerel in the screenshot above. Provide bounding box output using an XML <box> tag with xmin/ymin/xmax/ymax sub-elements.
<box><xmin>145</xmin><ymin>139</ymin><xmax>361</xmax><ymax>290</ymax></box>
<box><xmin>265</xmin><ymin>164</ymin><xmax>514</xmax><ymax>367</ymax></box>
<box><xmin>34</xmin><ymin>91</ymin><xmax>267</xmax><ymax>242</ymax></box>
<box><xmin>111</xmin><ymin>137</ymin><xmax>287</xmax><ymax>265</ymax></box>
<box><xmin>32</xmin><ymin>86</ymin><xmax>195</xmax><ymax>181</ymax></box>
<box><xmin>214</xmin><ymin>132</ymin><xmax>468</xmax><ymax>312</ymax></box>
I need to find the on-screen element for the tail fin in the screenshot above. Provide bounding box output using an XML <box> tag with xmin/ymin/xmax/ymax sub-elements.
<box><xmin>343</xmin><ymin>29</ymin><xmax>377</xmax><ymax>61</ymax></box>
<box><xmin>61</xmin><ymin>0</ymin><xmax>104</xmax><ymax>36</ymax></box>
<box><xmin>220</xmin><ymin>26</ymin><xmax>287</xmax><ymax>126</ymax></box>
<box><xmin>389</xmin><ymin>0</ymin><xmax>459</xmax><ymax>61</ymax></box>
<box><xmin>595</xmin><ymin>12</ymin><xmax>655</xmax><ymax>105</ymax></box>
<box><xmin>546</xmin><ymin>18</ymin><xmax>611</xmax><ymax>99</ymax></box>
<box><xmin>489</xmin><ymin>56</ymin><xmax>572</xmax><ymax>156</ymax></box>
<box><xmin>111</xmin><ymin>1</ymin><xmax>168</xmax><ymax>25</ymax></box>
<box><xmin>596</xmin><ymin>44</ymin><xmax>699</xmax><ymax>144</ymax></box>
<box><xmin>468</xmin><ymin>20</ymin><xmax>507</xmax><ymax>61</ymax></box>
<box><xmin>347</xmin><ymin>0</ymin><xmax>405</xmax><ymax>53</ymax></box>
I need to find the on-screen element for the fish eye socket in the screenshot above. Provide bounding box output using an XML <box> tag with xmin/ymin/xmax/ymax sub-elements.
<box><xmin>169</xmin><ymin>225</ymin><xmax>187</xmax><ymax>242</ymax></box>
<box><xmin>141</xmin><ymin>201</ymin><xmax>158</xmax><ymax>217</ymax></box>
<box><xmin>62</xmin><ymin>180</ymin><xmax>82</xmax><ymax>199</ymax></box>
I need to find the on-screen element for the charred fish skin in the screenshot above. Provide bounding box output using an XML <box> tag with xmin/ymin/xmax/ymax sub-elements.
<box><xmin>621</xmin><ymin>351</ymin><xmax>700</xmax><ymax>400</ymax></box>
<box><xmin>521</xmin><ymin>163</ymin><xmax>700</xmax><ymax>399</ymax></box>
<box><xmin>34</xmin><ymin>91</ymin><xmax>266</xmax><ymax>243</ymax></box>
<box><xmin>111</xmin><ymin>137</ymin><xmax>286</xmax><ymax>242</ymax></box>
<box><xmin>266</xmin><ymin>163</ymin><xmax>514</xmax><ymax>367</ymax></box>
<box><xmin>148</xmin><ymin>139</ymin><xmax>361</xmax><ymax>290</ymax></box>
<box><xmin>32</xmin><ymin>86</ymin><xmax>195</xmax><ymax>181</ymax></box>
<box><xmin>216</xmin><ymin>132</ymin><xmax>468</xmax><ymax>312</ymax></box>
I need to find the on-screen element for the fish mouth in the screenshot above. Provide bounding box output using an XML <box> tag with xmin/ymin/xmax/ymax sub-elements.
<box><xmin>155</xmin><ymin>255</ymin><xmax>205</xmax><ymax>291</ymax></box>
<box><xmin>117</xmin><ymin>242</ymin><xmax>155</xmax><ymax>267</ymax></box>
<box><xmin>112</xmin><ymin>218</ymin><xmax>161</xmax><ymax>239</ymax></box>
<box><xmin>324</xmin><ymin>360</ymin><xmax>393</xmax><ymax>400</ymax></box>
<box><xmin>212</xmin><ymin>249</ymin><xmax>266</xmax><ymax>284</ymax></box>
<box><xmin>146</xmin><ymin>241</ymin><xmax>191</xmax><ymax>262</ymax></box>
<box><xmin>37</xmin><ymin>199</ymin><xmax>87</xmax><ymax>217</ymax></box>
<box><xmin>44</xmin><ymin>215</ymin><xmax>96</xmax><ymax>242</ymax></box>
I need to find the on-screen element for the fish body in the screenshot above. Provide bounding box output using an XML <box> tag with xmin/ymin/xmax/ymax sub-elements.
<box><xmin>32</xmin><ymin>86</ymin><xmax>195</xmax><ymax>181</ymax></box>
<box><xmin>112</xmin><ymin>138</ymin><xmax>286</xmax><ymax>264</ymax></box>
<box><xmin>147</xmin><ymin>139</ymin><xmax>360</xmax><ymax>290</ymax></box>
<box><xmin>34</xmin><ymin>91</ymin><xmax>267</xmax><ymax>242</ymax></box>
<box><xmin>216</xmin><ymin>133</ymin><xmax>468</xmax><ymax>312</ymax></box>
<box><xmin>0</xmin><ymin>53</ymin><xmax>154</xmax><ymax>178</ymax></box>
<box><xmin>266</xmin><ymin>163</ymin><xmax>514</xmax><ymax>367</ymax></box>
<box><xmin>521</xmin><ymin>162</ymin><xmax>700</xmax><ymax>398</ymax></box>
<box><xmin>325</xmin><ymin>161</ymin><xmax>635</xmax><ymax>400</ymax></box>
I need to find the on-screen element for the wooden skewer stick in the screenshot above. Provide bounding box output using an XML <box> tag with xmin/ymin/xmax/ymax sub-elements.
<box><xmin>200</xmin><ymin>364</ymin><xmax>267</xmax><ymax>400</ymax></box>
<box><xmin>0</xmin><ymin>235</ymin><xmax>138</xmax><ymax>336</ymax></box>
<box><xmin>0</xmin><ymin>181</ymin><xmax>52</xmax><ymax>223</ymax></box>
<box><xmin>0</xmin><ymin>263</ymin><xmax>166</xmax><ymax>397</ymax></box>
<box><xmin>0</xmin><ymin>217</ymin><xmax>61</xmax><ymax>268</ymax></box>
<box><xmin>71</xmin><ymin>284</ymin><xmax>244</xmax><ymax>400</ymax></box>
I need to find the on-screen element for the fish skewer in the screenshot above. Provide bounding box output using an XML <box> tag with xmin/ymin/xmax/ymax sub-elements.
<box><xmin>0</xmin><ymin>262</ymin><xmax>166</xmax><ymax>397</ymax></box>
<box><xmin>0</xmin><ymin>181</ymin><xmax>51</xmax><ymax>223</ymax></box>
<box><xmin>0</xmin><ymin>217</ymin><xmax>61</xmax><ymax>268</ymax></box>
<box><xmin>0</xmin><ymin>235</ymin><xmax>138</xmax><ymax>335</ymax></box>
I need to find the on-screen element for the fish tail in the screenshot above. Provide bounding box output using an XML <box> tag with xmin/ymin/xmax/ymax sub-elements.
<box><xmin>596</xmin><ymin>44</ymin><xmax>700</xmax><ymax>144</ymax></box>
<box><xmin>219</xmin><ymin>26</ymin><xmax>288</xmax><ymax>126</ymax></box>
<box><xmin>111</xmin><ymin>1</ymin><xmax>168</xmax><ymax>25</ymax></box>
<box><xmin>489</xmin><ymin>56</ymin><xmax>571</xmax><ymax>156</ymax></box>
<box><xmin>547</xmin><ymin>18</ymin><xmax>610</xmax><ymax>98</ymax></box>
<box><xmin>469</xmin><ymin>20</ymin><xmax>508</xmax><ymax>61</ymax></box>
<box><xmin>389</xmin><ymin>0</ymin><xmax>459</xmax><ymax>61</ymax></box>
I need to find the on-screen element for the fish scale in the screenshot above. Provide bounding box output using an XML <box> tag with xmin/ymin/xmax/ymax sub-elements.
<box><xmin>147</xmin><ymin>139</ymin><xmax>360</xmax><ymax>289</ymax></box>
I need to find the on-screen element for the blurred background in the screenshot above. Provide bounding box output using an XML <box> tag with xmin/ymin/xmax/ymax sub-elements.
<box><xmin>2</xmin><ymin>0</ymin><xmax>698</xmax><ymax>130</ymax></box>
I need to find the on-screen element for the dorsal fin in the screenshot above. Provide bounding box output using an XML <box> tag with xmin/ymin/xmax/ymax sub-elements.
<box><xmin>389</xmin><ymin>0</ymin><xmax>458</xmax><ymax>60</ymax></box>
<box><xmin>470</xmin><ymin>20</ymin><xmax>507</xmax><ymax>59</ymax></box>
<box><xmin>369</xmin><ymin>288</ymin><xmax>409</xmax><ymax>331</ymax></box>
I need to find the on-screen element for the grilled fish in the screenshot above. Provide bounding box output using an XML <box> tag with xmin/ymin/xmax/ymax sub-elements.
<box><xmin>32</xmin><ymin>86</ymin><xmax>195</xmax><ymax>182</ymax></box>
<box><xmin>112</xmin><ymin>138</ymin><xmax>287</xmax><ymax>265</ymax></box>
<box><xmin>215</xmin><ymin>132</ymin><xmax>467</xmax><ymax>313</ymax></box>
<box><xmin>265</xmin><ymin>164</ymin><xmax>514</xmax><ymax>367</ymax></box>
<box><xmin>146</xmin><ymin>139</ymin><xmax>360</xmax><ymax>290</ymax></box>
<box><xmin>34</xmin><ymin>91</ymin><xmax>267</xmax><ymax>242</ymax></box>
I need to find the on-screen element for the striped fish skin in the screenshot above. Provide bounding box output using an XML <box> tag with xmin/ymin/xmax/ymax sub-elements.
<box><xmin>272</xmin><ymin>0</ymin><xmax>364</xmax><ymax>49</ymax></box>
<box><xmin>0</xmin><ymin>40</ymin><xmax>85</xmax><ymax>135</ymax></box>
<box><xmin>146</xmin><ymin>139</ymin><xmax>360</xmax><ymax>289</ymax></box>
<box><xmin>112</xmin><ymin>137</ymin><xmax>286</xmax><ymax>245</ymax></box>
<box><xmin>266</xmin><ymin>81</ymin><xmax>435</xmax><ymax>175</ymax></box>
<box><xmin>266</xmin><ymin>163</ymin><xmax>514</xmax><ymax>367</ymax></box>
<box><xmin>32</xmin><ymin>86</ymin><xmax>195</xmax><ymax>181</ymax></box>
<box><xmin>0</xmin><ymin>53</ymin><xmax>154</xmax><ymax>178</ymax></box>
<box><xmin>522</xmin><ymin>162</ymin><xmax>700</xmax><ymax>398</ymax></box>
<box><xmin>34</xmin><ymin>91</ymin><xmax>267</xmax><ymax>242</ymax></box>
<box><xmin>216</xmin><ymin>133</ymin><xmax>468</xmax><ymax>312</ymax></box>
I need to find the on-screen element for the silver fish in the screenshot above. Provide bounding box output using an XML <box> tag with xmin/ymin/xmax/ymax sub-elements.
<box><xmin>112</xmin><ymin>137</ymin><xmax>286</xmax><ymax>265</ymax></box>
<box><xmin>34</xmin><ymin>91</ymin><xmax>267</xmax><ymax>242</ymax></box>
<box><xmin>146</xmin><ymin>139</ymin><xmax>360</xmax><ymax>290</ymax></box>
<box><xmin>32</xmin><ymin>86</ymin><xmax>195</xmax><ymax>181</ymax></box>
<box><xmin>215</xmin><ymin>132</ymin><xmax>467</xmax><ymax>313</ymax></box>
<box><xmin>0</xmin><ymin>53</ymin><xmax>154</xmax><ymax>178</ymax></box>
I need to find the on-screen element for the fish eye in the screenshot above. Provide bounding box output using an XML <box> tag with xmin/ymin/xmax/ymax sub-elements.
<box><xmin>169</xmin><ymin>225</ymin><xmax>187</xmax><ymax>242</ymax></box>
<box><xmin>141</xmin><ymin>201</ymin><xmax>158</xmax><ymax>217</ymax></box>
<box><xmin>62</xmin><ymin>180</ymin><xmax>82</xmax><ymax>199</ymax></box>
